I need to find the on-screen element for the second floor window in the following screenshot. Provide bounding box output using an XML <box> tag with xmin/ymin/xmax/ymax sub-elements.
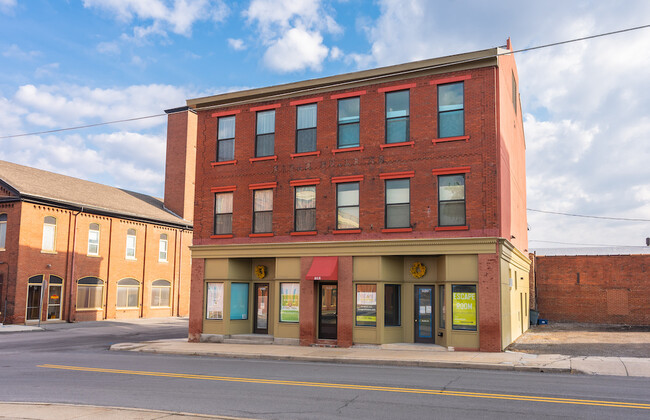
<box><xmin>256</xmin><ymin>110</ymin><xmax>275</xmax><ymax>157</ymax></box>
<box><xmin>438</xmin><ymin>174</ymin><xmax>466</xmax><ymax>226</ymax></box>
<box><xmin>88</xmin><ymin>223</ymin><xmax>100</xmax><ymax>255</ymax></box>
<box><xmin>42</xmin><ymin>216</ymin><xmax>56</xmax><ymax>252</ymax></box>
<box><xmin>253</xmin><ymin>189</ymin><xmax>273</xmax><ymax>233</ymax></box>
<box><xmin>336</xmin><ymin>182</ymin><xmax>359</xmax><ymax>230</ymax></box>
<box><xmin>337</xmin><ymin>97</ymin><xmax>360</xmax><ymax>148</ymax></box>
<box><xmin>386</xmin><ymin>90</ymin><xmax>409</xmax><ymax>143</ymax></box>
<box><xmin>294</xmin><ymin>186</ymin><xmax>316</xmax><ymax>231</ymax></box>
<box><xmin>438</xmin><ymin>82</ymin><xmax>464</xmax><ymax>138</ymax></box>
<box><xmin>217</xmin><ymin>115</ymin><xmax>235</xmax><ymax>161</ymax></box>
<box><xmin>159</xmin><ymin>233</ymin><xmax>168</xmax><ymax>262</ymax></box>
<box><xmin>385</xmin><ymin>179</ymin><xmax>410</xmax><ymax>228</ymax></box>
<box><xmin>214</xmin><ymin>192</ymin><xmax>233</xmax><ymax>234</ymax></box>
<box><xmin>126</xmin><ymin>228</ymin><xmax>136</xmax><ymax>259</ymax></box>
<box><xmin>0</xmin><ymin>213</ymin><xmax>6</xmax><ymax>249</ymax></box>
<box><xmin>296</xmin><ymin>104</ymin><xmax>317</xmax><ymax>153</ymax></box>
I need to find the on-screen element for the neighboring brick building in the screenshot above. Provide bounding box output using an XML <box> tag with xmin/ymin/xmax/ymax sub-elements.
<box><xmin>178</xmin><ymin>41</ymin><xmax>530</xmax><ymax>351</ymax></box>
<box><xmin>531</xmin><ymin>248</ymin><xmax>650</xmax><ymax>325</ymax></box>
<box><xmin>0</xmin><ymin>157</ymin><xmax>193</xmax><ymax>325</ymax></box>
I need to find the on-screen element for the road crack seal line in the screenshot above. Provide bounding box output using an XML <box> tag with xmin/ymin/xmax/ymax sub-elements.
<box><xmin>37</xmin><ymin>364</ymin><xmax>650</xmax><ymax>411</ymax></box>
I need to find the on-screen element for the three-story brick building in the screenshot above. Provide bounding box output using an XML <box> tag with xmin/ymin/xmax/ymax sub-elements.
<box><xmin>179</xmin><ymin>41</ymin><xmax>530</xmax><ymax>351</ymax></box>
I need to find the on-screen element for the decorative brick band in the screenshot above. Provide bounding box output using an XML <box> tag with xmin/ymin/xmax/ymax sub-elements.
<box><xmin>377</xmin><ymin>83</ymin><xmax>416</xmax><ymax>93</ymax></box>
<box><xmin>289</xmin><ymin>97</ymin><xmax>323</xmax><ymax>106</ymax></box>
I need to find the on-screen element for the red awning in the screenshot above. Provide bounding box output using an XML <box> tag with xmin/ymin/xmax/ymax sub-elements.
<box><xmin>305</xmin><ymin>256</ymin><xmax>338</xmax><ymax>281</ymax></box>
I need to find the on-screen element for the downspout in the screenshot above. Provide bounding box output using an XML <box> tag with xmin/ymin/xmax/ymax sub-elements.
<box><xmin>140</xmin><ymin>224</ymin><xmax>147</xmax><ymax>318</ymax></box>
<box><xmin>103</xmin><ymin>218</ymin><xmax>113</xmax><ymax>320</ymax></box>
<box><xmin>171</xmin><ymin>228</ymin><xmax>178</xmax><ymax>316</ymax></box>
<box><xmin>66</xmin><ymin>207</ymin><xmax>82</xmax><ymax>322</ymax></box>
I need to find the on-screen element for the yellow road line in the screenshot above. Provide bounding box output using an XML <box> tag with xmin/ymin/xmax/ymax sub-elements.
<box><xmin>38</xmin><ymin>364</ymin><xmax>650</xmax><ymax>410</ymax></box>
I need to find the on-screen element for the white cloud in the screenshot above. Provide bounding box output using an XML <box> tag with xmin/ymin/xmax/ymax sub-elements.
<box><xmin>83</xmin><ymin>0</ymin><xmax>229</xmax><ymax>41</ymax></box>
<box><xmin>97</xmin><ymin>41</ymin><xmax>121</xmax><ymax>55</ymax></box>
<box><xmin>329</xmin><ymin>46</ymin><xmax>342</xmax><ymax>60</ymax></box>
<box><xmin>263</xmin><ymin>27</ymin><xmax>329</xmax><ymax>72</ymax></box>
<box><xmin>3</xmin><ymin>44</ymin><xmax>40</xmax><ymax>60</ymax></box>
<box><xmin>227</xmin><ymin>38</ymin><xmax>246</xmax><ymax>51</ymax></box>
<box><xmin>244</xmin><ymin>0</ymin><xmax>341</xmax><ymax>72</ymax></box>
<box><xmin>0</xmin><ymin>0</ymin><xmax>15</xmax><ymax>14</ymax></box>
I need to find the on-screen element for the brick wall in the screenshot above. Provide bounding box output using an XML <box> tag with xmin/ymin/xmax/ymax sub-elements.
<box><xmin>534</xmin><ymin>254</ymin><xmax>650</xmax><ymax>325</ymax></box>
<box><xmin>193</xmin><ymin>67</ymin><xmax>509</xmax><ymax>245</ymax></box>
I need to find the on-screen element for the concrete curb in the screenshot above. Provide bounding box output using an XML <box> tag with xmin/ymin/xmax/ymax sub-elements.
<box><xmin>110</xmin><ymin>343</ymin><xmax>573</xmax><ymax>374</ymax></box>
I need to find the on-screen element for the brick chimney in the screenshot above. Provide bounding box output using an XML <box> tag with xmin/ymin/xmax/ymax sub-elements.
<box><xmin>163</xmin><ymin>106</ymin><xmax>197</xmax><ymax>222</ymax></box>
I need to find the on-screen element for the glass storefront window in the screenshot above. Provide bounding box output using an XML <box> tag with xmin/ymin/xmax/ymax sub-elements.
<box><xmin>452</xmin><ymin>284</ymin><xmax>477</xmax><ymax>331</ymax></box>
<box><xmin>355</xmin><ymin>284</ymin><xmax>377</xmax><ymax>327</ymax></box>
<box><xmin>230</xmin><ymin>283</ymin><xmax>249</xmax><ymax>320</ymax></box>
<box><xmin>280</xmin><ymin>283</ymin><xmax>300</xmax><ymax>323</ymax></box>
<box><xmin>206</xmin><ymin>283</ymin><xmax>224</xmax><ymax>320</ymax></box>
<box><xmin>384</xmin><ymin>284</ymin><xmax>400</xmax><ymax>326</ymax></box>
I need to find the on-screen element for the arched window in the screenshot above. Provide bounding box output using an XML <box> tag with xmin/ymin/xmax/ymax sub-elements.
<box><xmin>42</xmin><ymin>216</ymin><xmax>56</xmax><ymax>252</ymax></box>
<box><xmin>0</xmin><ymin>213</ymin><xmax>7</xmax><ymax>249</ymax></box>
<box><xmin>151</xmin><ymin>279</ymin><xmax>171</xmax><ymax>307</ymax></box>
<box><xmin>159</xmin><ymin>234</ymin><xmax>168</xmax><ymax>262</ymax></box>
<box><xmin>126</xmin><ymin>228</ymin><xmax>136</xmax><ymax>259</ymax></box>
<box><xmin>117</xmin><ymin>278</ymin><xmax>140</xmax><ymax>308</ymax></box>
<box><xmin>88</xmin><ymin>223</ymin><xmax>100</xmax><ymax>256</ymax></box>
<box><xmin>77</xmin><ymin>277</ymin><xmax>104</xmax><ymax>310</ymax></box>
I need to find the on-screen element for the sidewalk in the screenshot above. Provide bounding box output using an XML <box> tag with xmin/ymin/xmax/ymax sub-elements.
<box><xmin>109</xmin><ymin>339</ymin><xmax>650</xmax><ymax>377</ymax></box>
<box><xmin>0</xmin><ymin>402</ymin><xmax>250</xmax><ymax>419</ymax></box>
<box><xmin>0</xmin><ymin>324</ymin><xmax>43</xmax><ymax>333</ymax></box>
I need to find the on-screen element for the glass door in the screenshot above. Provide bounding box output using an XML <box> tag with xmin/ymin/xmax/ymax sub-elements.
<box><xmin>47</xmin><ymin>284</ymin><xmax>62</xmax><ymax>320</ymax></box>
<box><xmin>414</xmin><ymin>285</ymin><xmax>434</xmax><ymax>343</ymax></box>
<box><xmin>26</xmin><ymin>284</ymin><xmax>42</xmax><ymax>321</ymax></box>
<box><xmin>318</xmin><ymin>283</ymin><xmax>337</xmax><ymax>339</ymax></box>
<box><xmin>253</xmin><ymin>283</ymin><xmax>269</xmax><ymax>334</ymax></box>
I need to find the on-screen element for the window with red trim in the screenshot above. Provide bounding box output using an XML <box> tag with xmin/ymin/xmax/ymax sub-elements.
<box><xmin>336</xmin><ymin>182</ymin><xmax>359</xmax><ymax>230</ymax></box>
<box><xmin>256</xmin><ymin>110</ymin><xmax>275</xmax><ymax>157</ymax></box>
<box><xmin>214</xmin><ymin>192</ymin><xmax>233</xmax><ymax>234</ymax></box>
<box><xmin>438</xmin><ymin>82</ymin><xmax>465</xmax><ymax>138</ymax></box>
<box><xmin>217</xmin><ymin>115</ymin><xmax>235</xmax><ymax>162</ymax></box>
<box><xmin>386</xmin><ymin>90</ymin><xmax>409</xmax><ymax>144</ymax></box>
<box><xmin>296</xmin><ymin>103</ymin><xmax>317</xmax><ymax>153</ymax></box>
<box><xmin>294</xmin><ymin>185</ymin><xmax>316</xmax><ymax>232</ymax></box>
<box><xmin>385</xmin><ymin>179</ymin><xmax>410</xmax><ymax>229</ymax></box>
<box><xmin>438</xmin><ymin>174</ymin><xmax>466</xmax><ymax>226</ymax></box>
<box><xmin>338</xmin><ymin>97</ymin><xmax>360</xmax><ymax>148</ymax></box>
<box><xmin>253</xmin><ymin>189</ymin><xmax>273</xmax><ymax>233</ymax></box>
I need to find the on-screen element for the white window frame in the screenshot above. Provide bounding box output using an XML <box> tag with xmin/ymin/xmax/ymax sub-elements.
<box><xmin>42</xmin><ymin>216</ymin><xmax>56</xmax><ymax>252</ymax></box>
<box><xmin>159</xmin><ymin>234</ymin><xmax>168</xmax><ymax>262</ymax></box>
<box><xmin>126</xmin><ymin>229</ymin><xmax>136</xmax><ymax>260</ymax></box>
<box><xmin>0</xmin><ymin>213</ymin><xmax>6</xmax><ymax>250</ymax></box>
<box><xmin>88</xmin><ymin>223</ymin><xmax>100</xmax><ymax>256</ymax></box>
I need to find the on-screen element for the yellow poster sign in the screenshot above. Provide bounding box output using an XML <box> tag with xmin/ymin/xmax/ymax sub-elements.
<box><xmin>452</xmin><ymin>288</ymin><xmax>476</xmax><ymax>329</ymax></box>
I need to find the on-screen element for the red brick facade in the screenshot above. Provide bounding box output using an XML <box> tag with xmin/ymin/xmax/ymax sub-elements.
<box><xmin>533</xmin><ymin>254</ymin><xmax>650</xmax><ymax>325</ymax></box>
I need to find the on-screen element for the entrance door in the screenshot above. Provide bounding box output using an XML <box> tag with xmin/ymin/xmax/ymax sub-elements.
<box><xmin>414</xmin><ymin>285</ymin><xmax>435</xmax><ymax>343</ymax></box>
<box><xmin>26</xmin><ymin>284</ymin><xmax>42</xmax><ymax>321</ymax></box>
<box><xmin>318</xmin><ymin>283</ymin><xmax>337</xmax><ymax>340</ymax></box>
<box><xmin>253</xmin><ymin>283</ymin><xmax>269</xmax><ymax>334</ymax></box>
<box><xmin>47</xmin><ymin>284</ymin><xmax>62</xmax><ymax>320</ymax></box>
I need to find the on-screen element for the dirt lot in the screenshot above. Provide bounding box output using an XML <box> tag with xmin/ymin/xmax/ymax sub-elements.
<box><xmin>506</xmin><ymin>323</ymin><xmax>650</xmax><ymax>357</ymax></box>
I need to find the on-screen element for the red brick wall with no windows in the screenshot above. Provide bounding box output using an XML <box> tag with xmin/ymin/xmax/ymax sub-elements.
<box><xmin>534</xmin><ymin>255</ymin><xmax>650</xmax><ymax>325</ymax></box>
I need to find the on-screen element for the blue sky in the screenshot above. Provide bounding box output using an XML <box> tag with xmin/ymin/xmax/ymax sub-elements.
<box><xmin>1</xmin><ymin>0</ymin><xmax>649</xmax><ymax>248</ymax></box>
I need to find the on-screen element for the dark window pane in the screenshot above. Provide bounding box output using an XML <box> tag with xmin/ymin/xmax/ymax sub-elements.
<box><xmin>214</xmin><ymin>214</ymin><xmax>232</xmax><ymax>234</ymax></box>
<box><xmin>384</xmin><ymin>284</ymin><xmax>400</xmax><ymax>326</ymax></box>
<box><xmin>296</xmin><ymin>128</ymin><xmax>317</xmax><ymax>153</ymax></box>
<box><xmin>338</xmin><ymin>123</ymin><xmax>359</xmax><ymax>148</ymax></box>
<box><xmin>254</xmin><ymin>211</ymin><xmax>272</xmax><ymax>233</ymax></box>
<box><xmin>256</xmin><ymin>133</ymin><xmax>274</xmax><ymax>156</ymax></box>
<box><xmin>439</xmin><ymin>202</ymin><xmax>466</xmax><ymax>226</ymax></box>
<box><xmin>439</xmin><ymin>110</ymin><xmax>464</xmax><ymax>138</ymax></box>
<box><xmin>217</xmin><ymin>139</ymin><xmax>234</xmax><ymax>161</ymax></box>
<box><xmin>386</xmin><ymin>118</ymin><xmax>408</xmax><ymax>143</ymax></box>
<box><xmin>386</xmin><ymin>203</ymin><xmax>410</xmax><ymax>228</ymax></box>
<box><xmin>337</xmin><ymin>207</ymin><xmax>359</xmax><ymax>229</ymax></box>
<box><xmin>295</xmin><ymin>208</ymin><xmax>316</xmax><ymax>231</ymax></box>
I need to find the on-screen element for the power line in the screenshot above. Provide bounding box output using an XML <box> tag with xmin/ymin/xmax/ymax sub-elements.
<box><xmin>1</xmin><ymin>24</ymin><xmax>649</xmax><ymax>139</ymax></box>
<box><xmin>527</xmin><ymin>208</ymin><xmax>650</xmax><ymax>222</ymax></box>
<box><xmin>0</xmin><ymin>113</ymin><xmax>167</xmax><ymax>139</ymax></box>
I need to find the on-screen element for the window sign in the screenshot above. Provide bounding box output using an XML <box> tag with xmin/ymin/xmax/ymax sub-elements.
<box><xmin>206</xmin><ymin>283</ymin><xmax>224</xmax><ymax>320</ymax></box>
<box><xmin>280</xmin><ymin>283</ymin><xmax>299</xmax><ymax>323</ymax></box>
<box><xmin>355</xmin><ymin>284</ymin><xmax>377</xmax><ymax>326</ymax></box>
<box><xmin>230</xmin><ymin>283</ymin><xmax>249</xmax><ymax>320</ymax></box>
<box><xmin>452</xmin><ymin>284</ymin><xmax>477</xmax><ymax>330</ymax></box>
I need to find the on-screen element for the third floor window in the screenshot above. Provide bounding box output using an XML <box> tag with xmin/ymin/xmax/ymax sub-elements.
<box><xmin>337</xmin><ymin>97</ymin><xmax>360</xmax><ymax>148</ymax></box>
<box><xmin>256</xmin><ymin>110</ymin><xmax>275</xmax><ymax>157</ymax></box>
<box><xmin>385</xmin><ymin>90</ymin><xmax>409</xmax><ymax>143</ymax></box>
<box><xmin>296</xmin><ymin>104</ymin><xmax>317</xmax><ymax>153</ymax></box>
<box><xmin>438</xmin><ymin>82</ymin><xmax>464</xmax><ymax>138</ymax></box>
<box><xmin>217</xmin><ymin>115</ymin><xmax>235</xmax><ymax>161</ymax></box>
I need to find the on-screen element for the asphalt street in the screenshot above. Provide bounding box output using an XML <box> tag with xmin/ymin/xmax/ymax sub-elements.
<box><xmin>1</xmin><ymin>319</ymin><xmax>649</xmax><ymax>419</ymax></box>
